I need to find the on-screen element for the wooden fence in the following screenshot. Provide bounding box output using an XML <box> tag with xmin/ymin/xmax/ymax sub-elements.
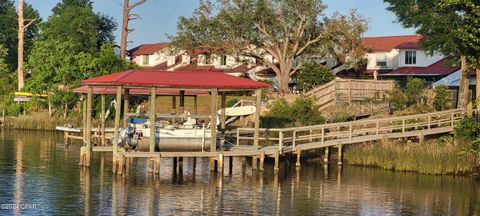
<box><xmin>306</xmin><ymin>78</ymin><xmax>396</xmax><ymax>110</ymax></box>
<box><xmin>236</xmin><ymin>109</ymin><xmax>466</xmax><ymax>154</ymax></box>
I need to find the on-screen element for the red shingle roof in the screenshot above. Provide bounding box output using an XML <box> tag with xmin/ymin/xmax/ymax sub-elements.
<box><xmin>385</xmin><ymin>58</ymin><xmax>459</xmax><ymax>76</ymax></box>
<box><xmin>82</xmin><ymin>70</ymin><xmax>269</xmax><ymax>89</ymax></box>
<box><xmin>362</xmin><ymin>35</ymin><xmax>422</xmax><ymax>52</ymax></box>
<box><xmin>128</xmin><ymin>43</ymin><xmax>169</xmax><ymax>57</ymax></box>
<box><xmin>73</xmin><ymin>86</ymin><xmax>208</xmax><ymax>95</ymax></box>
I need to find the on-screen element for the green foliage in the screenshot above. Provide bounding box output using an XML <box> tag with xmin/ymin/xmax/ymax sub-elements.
<box><xmin>455</xmin><ymin>118</ymin><xmax>479</xmax><ymax>141</ymax></box>
<box><xmin>297</xmin><ymin>64</ymin><xmax>334</xmax><ymax>91</ymax></box>
<box><xmin>0</xmin><ymin>0</ymin><xmax>41</xmax><ymax>71</ymax></box>
<box><xmin>42</xmin><ymin>0</ymin><xmax>116</xmax><ymax>53</ymax></box>
<box><xmin>388</xmin><ymin>88</ymin><xmax>406</xmax><ymax>111</ymax></box>
<box><xmin>344</xmin><ymin>140</ymin><xmax>478</xmax><ymax>175</ymax></box>
<box><xmin>26</xmin><ymin>42</ymin><xmax>134</xmax><ymax>115</ymax></box>
<box><xmin>227</xmin><ymin>98</ymin><xmax>239</xmax><ymax>107</ymax></box>
<box><xmin>434</xmin><ymin>85</ymin><xmax>451</xmax><ymax>111</ymax></box>
<box><xmin>261</xmin><ymin>96</ymin><xmax>325</xmax><ymax>128</ymax></box>
<box><xmin>405</xmin><ymin>78</ymin><xmax>426</xmax><ymax>105</ymax></box>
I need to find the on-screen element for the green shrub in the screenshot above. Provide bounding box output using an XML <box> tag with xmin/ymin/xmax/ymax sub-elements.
<box><xmin>388</xmin><ymin>88</ymin><xmax>406</xmax><ymax>111</ymax></box>
<box><xmin>434</xmin><ymin>85</ymin><xmax>451</xmax><ymax>111</ymax></box>
<box><xmin>405</xmin><ymin>78</ymin><xmax>426</xmax><ymax>105</ymax></box>
<box><xmin>297</xmin><ymin>64</ymin><xmax>335</xmax><ymax>92</ymax></box>
<box><xmin>226</xmin><ymin>98</ymin><xmax>239</xmax><ymax>107</ymax></box>
<box><xmin>455</xmin><ymin>118</ymin><xmax>479</xmax><ymax>141</ymax></box>
<box><xmin>261</xmin><ymin>96</ymin><xmax>325</xmax><ymax>128</ymax></box>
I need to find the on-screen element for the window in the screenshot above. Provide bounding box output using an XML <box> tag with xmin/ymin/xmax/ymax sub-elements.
<box><xmin>405</xmin><ymin>51</ymin><xmax>417</xmax><ymax>65</ymax></box>
<box><xmin>376</xmin><ymin>54</ymin><xmax>387</xmax><ymax>68</ymax></box>
<box><xmin>220</xmin><ymin>55</ymin><xmax>227</xmax><ymax>66</ymax></box>
<box><xmin>202</xmin><ymin>54</ymin><xmax>212</xmax><ymax>65</ymax></box>
<box><xmin>142</xmin><ymin>55</ymin><xmax>149</xmax><ymax>65</ymax></box>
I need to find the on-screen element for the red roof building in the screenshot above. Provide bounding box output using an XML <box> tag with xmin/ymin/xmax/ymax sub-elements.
<box><xmin>362</xmin><ymin>35</ymin><xmax>422</xmax><ymax>52</ymax></box>
<box><xmin>82</xmin><ymin>70</ymin><xmax>269</xmax><ymax>89</ymax></box>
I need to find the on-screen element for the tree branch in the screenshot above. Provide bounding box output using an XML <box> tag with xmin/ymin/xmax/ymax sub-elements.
<box><xmin>128</xmin><ymin>13</ymin><xmax>142</xmax><ymax>20</ymax></box>
<box><xmin>128</xmin><ymin>0</ymin><xmax>147</xmax><ymax>11</ymax></box>
<box><xmin>23</xmin><ymin>18</ymin><xmax>37</xmax><ymax>30</ymax></box>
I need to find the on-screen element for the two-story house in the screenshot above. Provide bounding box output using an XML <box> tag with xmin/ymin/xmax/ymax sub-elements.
<box><xmin>350</xmin><ymin>35</ymin><xmax>460</xmax><ymax>84</ymax></box>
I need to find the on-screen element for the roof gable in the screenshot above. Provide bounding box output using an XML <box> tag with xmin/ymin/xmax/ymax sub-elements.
<box><xmin>362</xmin><ymin>35</ymin><xmax>422</xmax><ymax>52</ymax></box>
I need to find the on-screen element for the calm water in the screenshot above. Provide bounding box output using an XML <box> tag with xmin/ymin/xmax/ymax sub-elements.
<box><xmin>0</xmin><ymin>130</ymin><xmax>479</xmax><ymax>215</ymax></box>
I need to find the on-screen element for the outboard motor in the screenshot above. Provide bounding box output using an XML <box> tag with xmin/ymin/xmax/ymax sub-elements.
<box><xmin>115</xmin><ymin>126</ymin><xmax>135</xmax><ymax>147</ymax></box>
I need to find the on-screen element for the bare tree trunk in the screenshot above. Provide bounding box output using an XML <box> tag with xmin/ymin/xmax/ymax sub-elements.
<box><xmin>458</xmin><ymin>55</ymin><xmax>469</xmax><ymax>109</ymax></box>
<box><xmin>476</xmin><ymin>68</ymin><xmax>480</xmax><ymax>112</ymax></box>
<box><xmin>120</xmin><ymin>0</ymin><xmax>147</xmax><ymax>60</ymax></box>
<box><xmin>17</xmin><ymin>0</ymin><xmax>24</xmax><ymax>90</ymax></box>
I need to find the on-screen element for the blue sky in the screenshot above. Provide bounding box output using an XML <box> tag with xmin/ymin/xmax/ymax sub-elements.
<box><xmin>22</xmin><ymin>0</ymin><xmax>415</xmax><ymax>48</ymax></box>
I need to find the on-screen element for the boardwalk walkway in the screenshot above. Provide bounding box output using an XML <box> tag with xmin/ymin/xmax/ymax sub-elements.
<box><xmin>234</xmin><ymin>109</ymin><xmax>466</xmax><ymax>156</ymax></box>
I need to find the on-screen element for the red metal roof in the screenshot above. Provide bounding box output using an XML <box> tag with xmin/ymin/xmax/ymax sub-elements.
<box><xmin>81</xmin><ymin>70</ymin><xmax>269</xmax><ymax>89</ymax></box>
<box><xmin>128</xmin><ymin>43</ymin><xmax>169</xmax><ymax>57</ymax></box>
<box><xmin>73</xmin><ymin>86</ymin><xmax>208</xmax><ymax>95</ymax></box>
<box><xmin>362</xmin><ymin>35</ymin><xmax>422</xmax><ymax>52</ymax></box>
<box><xmin>384</xmin><ymin>58</ymin><xmax>459</xmax><ymax>76</ymax></box>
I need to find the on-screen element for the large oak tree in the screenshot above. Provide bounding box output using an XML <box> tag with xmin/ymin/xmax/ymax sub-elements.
<box><xmin>170</xmin><ymin>0</ymin><xmax>368</xmax><ymax>95</ymax></box>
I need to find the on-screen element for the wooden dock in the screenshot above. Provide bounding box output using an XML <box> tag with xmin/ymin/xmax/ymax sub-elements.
<box><xmin>77</xmin><ymin>109</ymin><xmax>468</xmax><ymax>176</ymax></box>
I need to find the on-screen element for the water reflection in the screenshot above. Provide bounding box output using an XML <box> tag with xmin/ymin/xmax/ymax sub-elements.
<box><xmin>0</xmin><ymin>130</ymin><xmax>478</xmax><ymax>215</ymax></box>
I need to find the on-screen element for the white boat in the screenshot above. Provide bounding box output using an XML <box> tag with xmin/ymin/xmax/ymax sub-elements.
<box><xmin>127</xmin><ymin>118</ymin><xmax>214</xmax><ymax>152</ymax></box>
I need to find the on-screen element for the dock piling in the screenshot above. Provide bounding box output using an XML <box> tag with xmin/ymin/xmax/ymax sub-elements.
<box><xmin>337</xmin><ymin>144</ymin><xmax>343</xmax><ymax>166</ymax></box>
<box><xmin>259</xmin><ymin>152</ymin><xmax>265</xmax><ymax>171</ymax></box>
<box><xmin>252</xmin><ymin>156</ymin><xmax>258</xmax><ymax>171</ymax></box>
<box><xmin>295</xmin><ymin>148</ymin><xmax>301</xmax><ymax>168</ymax></box>
<box><xmin>274</xmin><ymin>150</ymin><xmax>280</xmax><ymax>172</ymax></box>
<box><xmin>218</xmin><ymin>154</ymin><xmax>224</xmax><ymax>174</ymax></box>
<box><xmin>324</xmin><ymin>147</ymin><xmax>329</xmax><ymax>163</ymax></box>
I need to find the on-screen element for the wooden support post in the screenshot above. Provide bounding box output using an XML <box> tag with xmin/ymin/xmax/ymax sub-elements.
<box><xmin>348</xmin><ymin>79</ymin><xmax>352</xmax><ymax>104</ymax></box>
<box><xmin>324</xmin><ymin>147</ymin><xmax>329</xmax><ymax>163</ymax></box>
<box><xmin>123</xmin><ymin>89</ymin><xmax>130</xmax><ymax>127</ymax></box>
<box><xmin>451</xmin><ymin>113</ymin><xmax>455</xmax><ymax>128</ymax></box>
<box><xmin>295</xmin><ymin>148</ymin><xmax>301</xmax><ymax>168</ymax></box>
<box><xmin>292</xmin><ymin>131</ymin><xmax>296</xmax><ymax>149</ymax></box>
<box><xmin>209</xmin><ymin>157</ymin><xmax>215</xmax><ymax>172</ymax></box>
<box><xmin>274</xmin><ymin>150</ymin><xmax>280</xmax><ymax>172</ymax></box>
<box><xmin>155</xmin><ymin>155</ymin><xmax>161</xmax><ymax>175</ymax></box>
<box><xmin>253</xmin><ymin>88</ymin><xmax>262</xmax><ymax>150</ymax></box>
<box><xmin>150</xmin><ymin>87</ymin><xmax>156</xmax><ymax>153</ymax></box>
<box><xmin>376</xmin><ymin>122</ymin><xmax>380</xmax><ymax>135</ymax></box>
<box><xmin>229</xmin><ymin>156</ymin><xmax>233</xmax><ymax>175</ymax></box>
<box><xmin>101</xmin><ymin>94</ymin><xmax>106</xmax><ymax>146</ymax></box>
<box><xmin>252</xmin><ymin>156</ymin><xmax>258</xmax><ymax>170</ymax></box>
<box><xmin>118</xmin><ymin>155</ymin><xmax>124</xmax><ymax>175</ymax></box>
<box><xmin>179</xmin><ymin>90</ymin><xmax>185</xmax><ymax>114</ymax></box>
<box><xmin>241</xmin><ymin>156</ymin><xmax>247</xmax><ymax>172</ymax></box>
<box><xmin>218</xmin><ymin>154</ymin><xmax>224</xmax><ymax>174</ymax></box>
<box><xmin>259</xmin><ymin>152</ymin><xmax>265</xmax><ymax>171</ymax></box>
<box><xmin>419</xmin><ymin>132</ymin><xmax>424</xmax><ymax>143</ymax></box>
<box><xmin>236</xmin><ymin>129</ymin><xmax>240</xmax><ymax>146</ymax></box>
<box><xmin>82</xmin><ymin>95</ymin><xmax>87</xmax><ymax>143</ymax></box>
<box><xmin>321</xmin><ymin>127</ymin><xmax>325</xmax><ymax>144</ymax></box>
<box><xmin>112</xmin><ymin>86</ymin><xmax>122</xmax><ymax>173</ymax></box>
<box><xmin>194</xmin><ymin>95</ymin><xmax>198</xmax><ymax>115</ymax></box>
<box><xmin>85</xmin><ymin>87</ymin><xmax>93</xmax><ymax>166</ymax></box>
<box><xmin>427</xmin><ymin>116</ymin><xmax>431</xmax><ymax>130</ymax></box>
<box><xmin>337</xmin><ymin>144</ymin><xmax>343</xmax><ymax>166</ymax></box>
<box><xmin>210</xmin><ymin>89</ymin><xmax>218</xmax><ymax>152</ymax></box>
<box><xmin>220</xmin><ymin>92</ymin><xmax>227</xmax><ymax>151</ymax></box>
<box><xmin>278</xmin><ymin>131</ymin><xmax>284</xmax><ymax>153</ymax></box>
<box><xmin>79</xmin><ymin>146</ymin><xmax>85</xmax><ymax>166</ymax></box>
<box><xmin>64</xmin><ymin>131</ymin><xmax>69</xmax><ymax>145</ymax></box>
<box><xmin>402</xmin><ymin>118</ymin><xmax>405</xmax><ymax>133</ymax></box>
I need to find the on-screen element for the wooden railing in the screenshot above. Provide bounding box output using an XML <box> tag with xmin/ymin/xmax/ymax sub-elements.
<box><xmin>306</xmin><ymin>78</ymin><xmax>395</xmax><ymax>110</ymax></box>
<box><xmin>236</xmin><ymin>109</ymin><xmax>467</xmax><ymax>153</ymax></box>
